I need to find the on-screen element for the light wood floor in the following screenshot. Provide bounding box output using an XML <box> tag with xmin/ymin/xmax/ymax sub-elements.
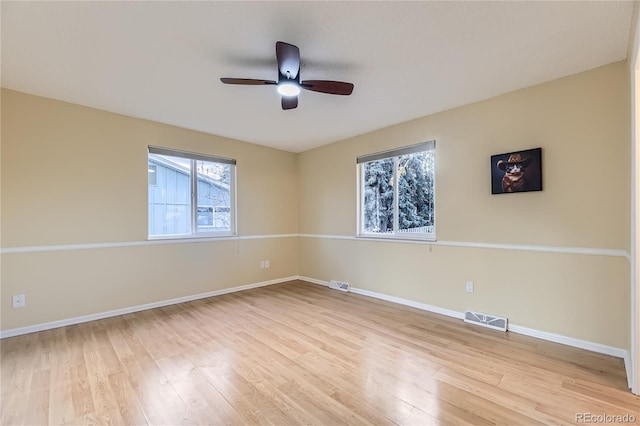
<box><xmin>1</xmin><ymin>280</ymin><xmax>639</xmax><ymax>425</ymax></box>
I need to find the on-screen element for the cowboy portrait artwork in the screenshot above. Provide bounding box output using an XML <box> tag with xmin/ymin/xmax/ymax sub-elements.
<box><xmin>491</xmin><ymin>148</ymin><xmax>542</xmax><ymax>194</ymax></box>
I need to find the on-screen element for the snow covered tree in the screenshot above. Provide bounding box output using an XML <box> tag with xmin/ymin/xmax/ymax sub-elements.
<box><xmin>362</xmin><ymin>150</ymin><xmax>434</xmax><ymax>234</ymax></box>
<box><xmin>363</xmin><ymin>158</ymin><xmax>394</xmax><ymax>232</ymax></box>
<box><xmin>398</xmin><ymin>151</ymin><xmax>434</xmax><ymax>231</ymax></box>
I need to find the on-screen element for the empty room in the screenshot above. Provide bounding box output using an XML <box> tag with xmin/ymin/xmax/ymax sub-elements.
<box><xmin>2</xmin><ymin>1</ymin><xmax>640</xmax><ymax>425</ymax></box>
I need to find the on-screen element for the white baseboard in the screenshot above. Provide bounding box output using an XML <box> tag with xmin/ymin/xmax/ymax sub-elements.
<box><xmin>0</xmin><ymin>276</ymin><xmax>298</xmax><ymax>339</ymax></box>
<box><xmin>298</xmin><ymin>276</ymin><xmax>631</xmax><ymax>389</ymax></box>
<box><xmin>298</xmin><ymin>276</ymin><xmax>331</xmax><ymax>287</ymax></box>
<box><xmin>349</xmin><ymin>287</ymin><xmax>464</xmax><ymax>320</ymax></box>
<box><xmin>624</xmin><ymin>351</ymin><xmax>633</xmax><ymax>391</ymax></box>
<box><xmin>300</xmin><ymin>276</ymin><xmax>465</xmax><ymax>320</ymax></box>
<box><xmin>507</xmin><ymin>324</ymin><xmax>629</xmax><ymax>360</ymax></box>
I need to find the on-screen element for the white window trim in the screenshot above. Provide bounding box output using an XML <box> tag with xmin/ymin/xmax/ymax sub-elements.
<box><xmin>148</xmin><ymin>146</ymin><xmax>237</xmax><ymax>240</ymax></box>
<box><xmin>356</xmin><ymin>141</ymin><xmax>436</xmax><ymax>242</ymax></box>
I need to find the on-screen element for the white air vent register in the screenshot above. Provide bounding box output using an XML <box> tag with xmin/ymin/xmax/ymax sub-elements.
<box><xmin>328</xmin><ymin>280</ymin><xmax>350</xmax><ymax>292</ymax></box>
<box><xmin>464</xmin><ymin>310</ymin><xmax>508</xmax><ymax>332</ymax></box>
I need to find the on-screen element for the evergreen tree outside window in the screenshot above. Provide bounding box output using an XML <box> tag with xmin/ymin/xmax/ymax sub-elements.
<box><xmin>148</xmin><ymin>146</ymin><xmax>236</xmax><ymax>238</ymax></box>
<box><xmin>358</xmin><ymin>141</ymin><xmax>435</xmax><ymax>240</ymax></box>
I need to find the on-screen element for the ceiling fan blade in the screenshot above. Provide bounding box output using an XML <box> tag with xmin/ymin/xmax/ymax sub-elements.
<box><xmin>276</xmin><ymin>41</ymin><xmax>300</xmax><ymax>81</ymax></box>
<box><xmin>281</xmin><ymin>96</ymin><xmax>298</xmax><ymax>110</ymax></box>
<box><xmin>301</xmin><ymin>80</ymin><xmax>354</xmax><ymax>95</ymax></box>
<box><xmin>220</xmin><ymin>78</ymin><xmax>277</xmax><ymax>85</ymax></box>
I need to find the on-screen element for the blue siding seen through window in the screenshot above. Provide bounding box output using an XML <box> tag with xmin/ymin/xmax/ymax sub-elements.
<box><xmin>148</xmin><ymin>151</ymin><xmax>234</xmax><ymax>237</ymax></box>
<box><xmin>148</xmin><ymin>154</ymin><xmax>192</xmax><ymax>235</ymax></box>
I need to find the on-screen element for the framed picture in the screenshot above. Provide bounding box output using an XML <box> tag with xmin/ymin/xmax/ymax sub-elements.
<box><xmin>491</xmin><ymin>147</ymin><xmax>542</xmax><ymax>194</ymax></box>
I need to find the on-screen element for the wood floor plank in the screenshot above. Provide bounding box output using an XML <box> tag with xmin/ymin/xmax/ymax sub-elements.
<box><xmin>105</xmin><ymin>371</ymin><xmax>148</xmax><ymax>426</ymax></box>
<box><xmin>23</xmin><ymin>369</ymin><xmax>50</xmax><ymax>426</ymax></box>
<box><xmin>155</xmin><ymin>352</ymin><xmax>242</xmax><ymax>425</ymax></box>
<box><xmin>48</xmin><ymin>372</ymin><xmax>75</xmax><ymax>424</ymax></box>
<box><xmin>2</xmin><ymin>280</ymin><xmax>638</xmax><ymax>425</ymax></box>
<box><xmin>83</xmin><ymin>350</ymin><xmax>116</xmax><ymax>412</ymax></box>
<box><xmin>436</xmin><ymin>367</ymin><xmax>573</xmax><ymax>424</ymax></box>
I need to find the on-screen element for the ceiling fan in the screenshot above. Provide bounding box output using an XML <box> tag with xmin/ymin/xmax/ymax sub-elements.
<box><xmin>220</xmin><ymin>41</ymin><xmax>354</xmax><ymax>110</ymax></box>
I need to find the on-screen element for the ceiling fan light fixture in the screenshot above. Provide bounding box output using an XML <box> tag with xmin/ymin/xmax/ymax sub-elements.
<box><xmin>221</xmin><ymin>41</ymin><xmax>353</xmax><ymax>110</ymax></box>
<box><xmin>277</xmin><ymin>82</ymin><xmax>300</xmax><ymax>97</ymax></box>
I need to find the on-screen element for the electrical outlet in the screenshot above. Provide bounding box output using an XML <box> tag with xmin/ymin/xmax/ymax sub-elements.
<box><xmin>465</xmin><ymin>281</ymin><xmax>474</xmax><ymax>293</ymax></box>
<box><xmin>259</xmin><ymin>261</ymin><xmax>265</xmax><ymax>269</ymax></box>
<box><xmin>13</xmin><ymin>294</ymin><xmax>26</xmax><ymax>308</ymax></box>
<box><xmin>265</xmin><ymin>260</ymin><xmax>270</xmax><ymax>268</ymax></box>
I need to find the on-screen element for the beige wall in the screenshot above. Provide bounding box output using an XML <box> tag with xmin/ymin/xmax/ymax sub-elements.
<box><xmin>1</xmin><ymin>89</ymin><xmax>299</xmax><ymax>247</ymax></box>
<box><xmin>298</xmin><ymin>62</ymin><xmax>631</xmax><ymax>348</ymax></box>
<box><xmin>1</xmin><ymin>62</ymin><xmax>632</xmax><ymax>351</ymax></box>
<box><xmin>1</xmin><ymin>89</ymin><xmax>299</xmax><ymax>330</ymax></box>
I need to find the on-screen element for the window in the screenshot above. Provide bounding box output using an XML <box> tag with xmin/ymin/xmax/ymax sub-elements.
<box><xmin>358</xmin><ymin>141</ymin><xmax>435</xmax><ymax>240</ymax></box>
<box><xmin>148</xmin><ymin>146</ymin><xmax>236</xmax><ymax>238</ymax></box>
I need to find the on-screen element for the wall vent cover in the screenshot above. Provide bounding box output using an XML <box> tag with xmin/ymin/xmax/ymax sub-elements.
<box><xmin>464</xmin><ymin>310</ymin><xmax>508</xmax><ymax>332</ymax></box>
<box><xmin>328</xmin><ymin>280</ymin><xmax>350</xmax><ymax>292</ymax></box>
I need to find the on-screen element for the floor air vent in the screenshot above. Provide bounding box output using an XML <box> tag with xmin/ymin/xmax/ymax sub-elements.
<box><xmin>328</xmin><ymin>280</ymin><xmax>350</xmax><ymax>292</ymax></box>
<box><xmin>464</xmin><ymin>310</ymin><xmax>508</xmax><ymax>332</ymax></box>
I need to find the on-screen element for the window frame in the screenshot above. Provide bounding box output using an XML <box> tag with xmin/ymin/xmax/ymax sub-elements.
<box><xmin>356</xmin><ymin>141</ymin><xmax>436</xmax><ymax>241</ymax></box>
<box><xmin>148</xmin><ymin>145</ymin><xmax>237</xmax><ymax>240</ymax></box>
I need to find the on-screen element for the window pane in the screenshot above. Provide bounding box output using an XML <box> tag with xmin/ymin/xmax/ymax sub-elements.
<box><xmin>358</xmin><ymin>142</ymin><xmax>436</xmax><ymax>239</ymax></box>
<box><xmin>196</xmin><ymin>160</ymin><xmax>231</xmax><ymax>233</ymax></box>
<box><xmin>398</xmin><ymin>151</ymin><xmax>435</xmax><ymax>234</ymax></box>
<box><xmin>363</xmin><ymin>158</ymin><xmax>395</xmax><ymax>234</ymax></box>
<box><xmin>148</xmin><ymin>147</ymin><xmax>236</xmax><ymax>238</ymax></box>
<box><xmin>148</xmin><ymin>154</ymin><xmax>192</xmax><ymax>236</ymax></box>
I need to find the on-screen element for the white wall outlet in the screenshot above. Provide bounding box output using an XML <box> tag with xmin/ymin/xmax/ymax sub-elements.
<box><xmin>265</xmin><ymin>260</ymin><xmax>270</xmax><ymax>268</ymax></box>
<box><xmin>13</xmin><ymin>294</ymin><xmax>26</xmax><ymax>308</ymax></box>
<box><xmin>465</xmin><ymin>281</ymin><xmax>474</xmax><ymax>293</ymax></box>
<box><xmin>259</xmin><ymin>261</ymin><xmax>265</xmax><ymax>269</ymax></box>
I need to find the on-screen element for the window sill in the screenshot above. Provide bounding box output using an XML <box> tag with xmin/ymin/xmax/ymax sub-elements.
<box><xmin>357</xmin><ymin>233</ymin><xmax>436</xmax><ymax>243</ymax></box>
<box><xmin>148</xmin><ymin>233</ymin><xmax>236</xmax><ymax>242</ymax></box>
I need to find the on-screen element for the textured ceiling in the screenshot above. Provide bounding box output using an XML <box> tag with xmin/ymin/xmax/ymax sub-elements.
<box><xmin>1</xmin><ymin>1</ymin><xmax>635</xmax><ymax>152</ymax></box>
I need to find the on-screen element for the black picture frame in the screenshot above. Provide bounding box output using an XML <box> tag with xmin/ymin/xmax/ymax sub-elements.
<box><xmin>491</xmin><ymin>148</ymin><xmax>542</xmax><ymax>194</ymax></box>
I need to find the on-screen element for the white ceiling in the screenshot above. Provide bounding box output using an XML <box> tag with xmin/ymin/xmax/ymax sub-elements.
<box><xmin>1</xmin><ymin>1</ymin><xmax>635</xmax><ymax>153</ymax></box>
